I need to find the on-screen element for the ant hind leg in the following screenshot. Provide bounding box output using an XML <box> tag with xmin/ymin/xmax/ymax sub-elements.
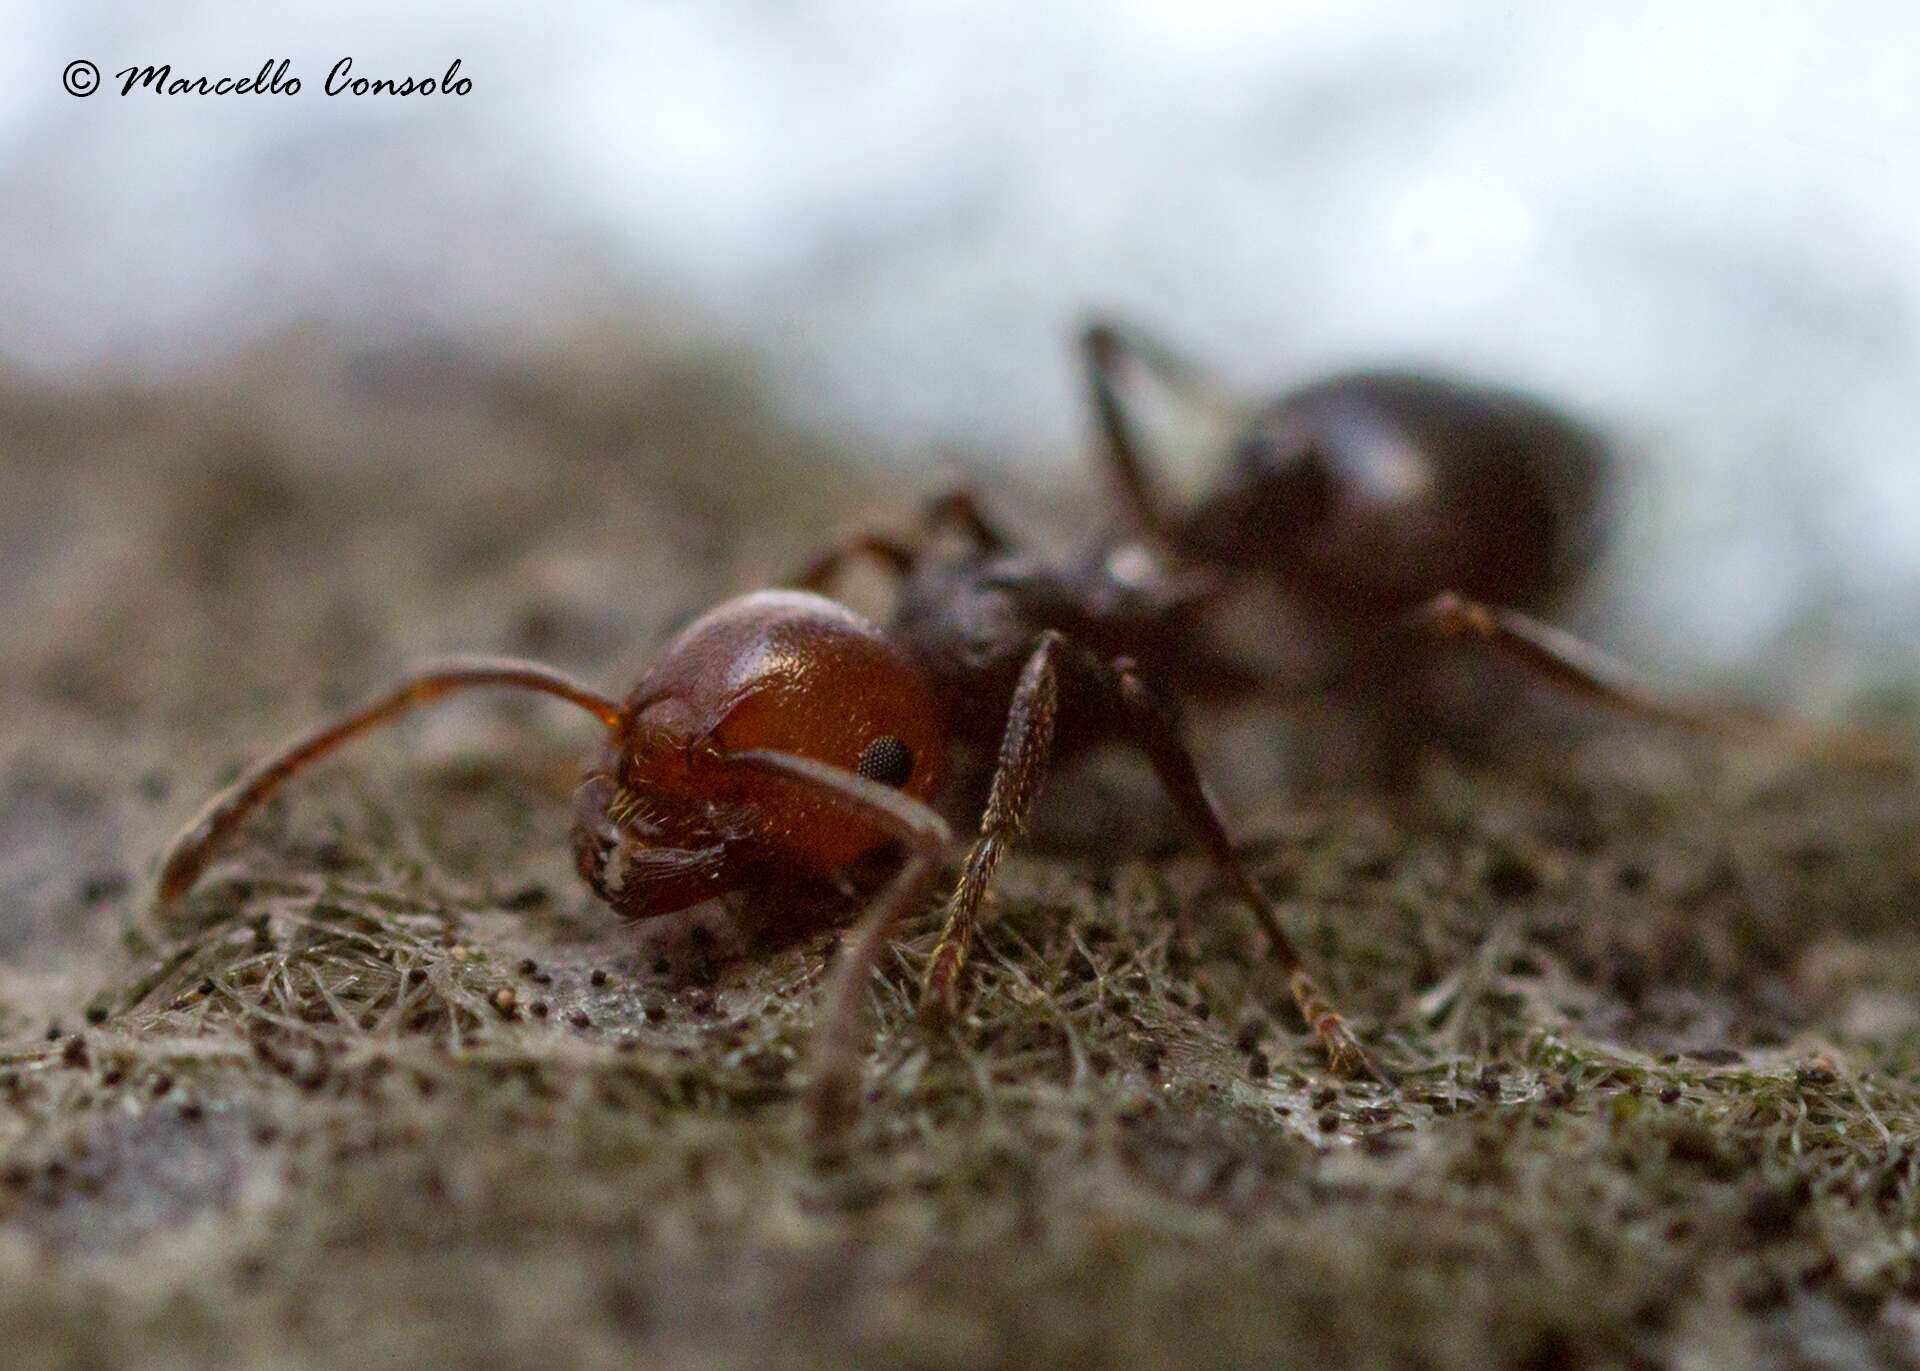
<box><xmin>1407</xmin><ymin>592</ymin><xmax>1899</xmax><ymax>765</ymax></box>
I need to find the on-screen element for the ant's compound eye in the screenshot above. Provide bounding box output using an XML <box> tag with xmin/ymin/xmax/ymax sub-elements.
<box><xmin>855</xmin><ymin>736</ymin><xmax>915</xmax><ymax>788</ymax></box>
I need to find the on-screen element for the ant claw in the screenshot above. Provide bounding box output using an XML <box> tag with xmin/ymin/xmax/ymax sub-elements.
<box><xmin>1319</xmin><ymin>1021</ymin><xmax>1395</xmax><ymax>1089</ymax></box>
<box><xmin>917</xmin><ymin>952</ymin><xmax>964</xmax><ymax>1028</ymax></box>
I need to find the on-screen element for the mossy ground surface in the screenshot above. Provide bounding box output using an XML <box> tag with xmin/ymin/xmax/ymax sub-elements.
<box><xmin>4</xmin><ymin>346</ymin><xmax>1920</xmax><ymax>1370</ymax></box>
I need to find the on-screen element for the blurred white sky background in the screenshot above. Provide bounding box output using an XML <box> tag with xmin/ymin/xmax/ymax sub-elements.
<box><xmin>2</xmin><ymin>0</ymin><xmax>1918</xmax><ymax>694</ymax></box>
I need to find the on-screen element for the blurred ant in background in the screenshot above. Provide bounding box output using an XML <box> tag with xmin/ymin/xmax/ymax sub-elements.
<box><xmin>155</xmin><ymin>319</ymin><xmax>1873</xmax><ymax>1139</ymax></box>
<box><xmin>1078</xmin><ymin>317</ymin><xmax>1762</xmax><ymax>778</ymax></box>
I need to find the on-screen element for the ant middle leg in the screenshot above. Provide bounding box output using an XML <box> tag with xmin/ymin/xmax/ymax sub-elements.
<box><xmin>915</xmin><ymin>630</ymin><xmax>1384</xmax><ymax>1082</ymax></box>
<box><xmin>1080</xmin><ymin>317</ymin><xmax>1241</xmax><ymax>543</ymax></box>
<box><xmin>1104</xmin><ymin>658</ymin><xmax>1387</xmax><ymax>1083</ymax></box>
<box><xmin>1081</xmin><ymin>320</ymin><xmax>1176</xmax><ymax>542</ymax></box>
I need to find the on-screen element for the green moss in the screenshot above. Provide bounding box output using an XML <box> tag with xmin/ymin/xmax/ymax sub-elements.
<box><xmin>5</xmin><ymin>352</ymin><xmax>1920</xmax><ymax>1369</ymax></box>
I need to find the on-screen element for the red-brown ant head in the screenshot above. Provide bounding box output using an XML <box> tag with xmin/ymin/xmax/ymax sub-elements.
<box><xmin>572</xmin><ymin>590</ymin><xmax>947</xmax><ymax>920</ymax></box>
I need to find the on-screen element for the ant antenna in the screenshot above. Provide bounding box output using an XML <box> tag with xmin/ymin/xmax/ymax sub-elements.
<box><xmin>156</xmin><ymin>658</ymin><xmax>623</xmax><ymax>907</ymax></box>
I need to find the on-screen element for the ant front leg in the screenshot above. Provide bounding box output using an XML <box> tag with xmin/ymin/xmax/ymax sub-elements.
<box><xmin>725</xmin><ymin>749</ymin><xmax>951</xmax><ymax>1140</ymax></box>
<box><xmin>1408</xmin><ymin>592</ymin><xmax>1898</xmax><ymax>765</ymax></box>
<box><xmin>919</xmin><ymin>632</ymin><xmax>1065</xmax><ymax>1024</ymax></box>
<box><xmin>787</xmin><ymin>487</ymin><xmax>1009</xmax><ymax>593</ymax></box>
<box><xmin>1104</xmin><ymin>659</ymin><xmax>1388</xmax><ymax>1083</ymax></box>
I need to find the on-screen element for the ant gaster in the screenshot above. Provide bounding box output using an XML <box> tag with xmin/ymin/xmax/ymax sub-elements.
<box><xmin>1080</xmin><ymin>317</ymin><xmax>1612</xmax><ymax>622</ymax></box>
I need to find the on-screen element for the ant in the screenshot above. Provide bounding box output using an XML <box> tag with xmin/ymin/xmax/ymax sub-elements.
<box><xmin>155</xmin><ymin>485</ymin><xmax>1399</xmax><ymax>1136</ymax></box>
<box><xmin>156</xmin><ymin>331</ymin><xmax>1873</xmax><ymax>1140</ymax></box>
<box><xmin>1076</xmin><ymin>318</ymin><xmax>1901</xmax><ymax>771</ymax></box>
<box><xmin>1078</xmin><ymin>316</ymin><xmax>1673</xmax><ymax>771</ymax></box>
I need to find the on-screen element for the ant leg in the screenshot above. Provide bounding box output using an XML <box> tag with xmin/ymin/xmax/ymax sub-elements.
<box><xmin>790</xmin><ymin>533</ymin><xmax>919</xmax><ymax>593</ymax></box>
<box><xmin>1080</xmin><ymin>318</ymin><xmax>1241</xmax><ymax>542</ymax></box>
<box><xmin>1105</xmin><ymin>657</ymin><xmax>1388</xmax><ymax>1083</ymax></box>
<box><xmin>920</xmin><ymin>486</ymin><xmax>1009</xmax><ymax>552</ymax></box>
<box><xmin>725</xmin><ymin>749</ymin><xmax>951</xmax><ymax>1139</ymax></box>
<box><xmin>912</xmin><ymin>629</ymin><xmax>1383</xmax><ymax>1080</ymax></box>
<box><xmin>1081</xmin><ymin>320</ymin><xmax>1176</xmax><ymax>541</ymax></box>
<box><xmin>156</xmin><ymin>660</ymin><xmax>623</xmax><ymax>907</ymax></box>
<box><xmin>919</xmin><ymin>632</ymin><xmax>1065</xmax><ymax>1024</ymax></box>
<box><xmin>1407</xmin><ymin>592</ymin><xmax>1897</xmax><ymax>764</ymax></box>
<box><xmin>790</xmin><ymin>487</ymin><xmax>1009</xmax><ymax>593</ymax></box>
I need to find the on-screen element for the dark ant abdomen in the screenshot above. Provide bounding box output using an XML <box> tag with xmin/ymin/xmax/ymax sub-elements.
<box><xmin>1179</xmin><ymin>369</ymin><xmax>1612</xmax><ymax>621</ymax></box>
